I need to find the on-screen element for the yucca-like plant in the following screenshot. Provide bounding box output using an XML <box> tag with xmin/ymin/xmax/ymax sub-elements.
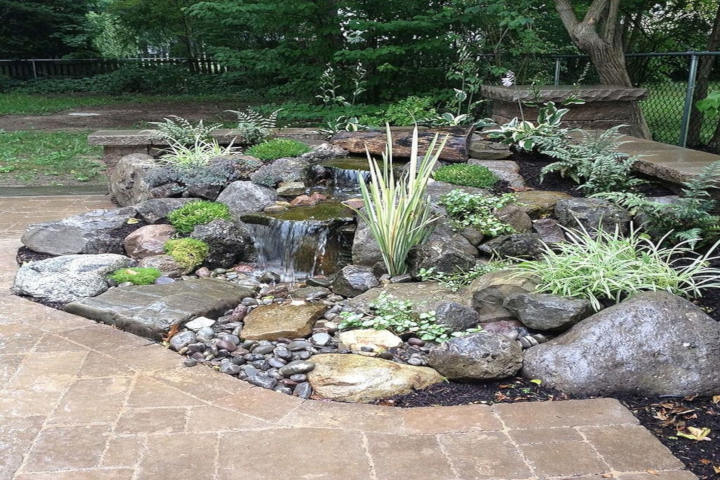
<box><xmin>354</xmin><ymin>126</ymin><xmax>448</xmax><ymax>276</ymax></box>
<box><xmin>515</xmin><ymin>224</ymin><xmax>720</xmax><ymax>311</ymax></box>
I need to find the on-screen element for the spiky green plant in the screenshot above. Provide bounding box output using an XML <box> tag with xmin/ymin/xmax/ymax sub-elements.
<box><xmin>353</xmin><ymin>126</ymin><xmax>448</xmax><ymax>275</ymax></box>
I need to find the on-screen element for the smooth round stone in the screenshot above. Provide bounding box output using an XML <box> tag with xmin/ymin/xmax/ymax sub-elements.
<box><xmin>219</xmin><ymin>361</ymin><xmax>241</xmax><ymax>375</ymax></box>
<box><xmin>251</xmin><ymin>359</ymin><xmax>270</xmax><ymax>370</ymax></box>
<box><xmin>241</xmin><ymin>340</ymin><xmax>257</xmax><ymax>349</ymax></box>
<box><xmin>274</xmin><ymin>386</ymin><xmax>293</xmax><ymax>395</ymax></box>
<box><xmin>281</xmin><ymin>378</ymin><xmax>298</xmax><ymax>387</ymax></box>
<box><xmin>268</xmin><ymin>369</ymin><xmax>283</xmax><ymax>380</ymax></box>
<box><xmin>378</xmin><ymin>351</ymin><xmax>394</xmax><ymax>360</ymax></box>
<box><xmin>155</xmin><ymin>276</ymin><xmax>175</xmax><ymax>285</ymax></box>
<box><xmin>294</xmin><ymin>351</ymin><xmax>312</xmax><ymax>360</ymax></box>
<box><xmin>170</xmin><ymin>331</ymin><xmax>196</xmax><ymax>351</ymax></box>
<box><xmin>231</xmin><ymin>356</ymin><xmax>246</xmax><ymax>365</ymax></box>
<box><xmin>247</xmin><ymin>375</ymin><xmax>277</xmax><ymax>389</ymax></box>
<box><xmin>253</xmin><ymin>344</ymin><xmax>275</xmax><ymax>355</ymax></box>
<box><xmin>216</xmin><ymin>339</ymin><xmax>237</xmax><ymax>352</ymax></box>
<box><xmin>273</xmin><ymin>346</ymin><xmax>292</xmax><ymax>360</ymax></box>
<box><xmin>279</xmin><ymin>360</ymin><xmax>315</xmax><ymax>377</ymax></box>
<box><xmin>407</xmin><ymin>337</ymin><xmax>425</xmax><ymax>347</ymax></box>
<box><xmin>241</xmin><ymin>365</ymin><xmax>259</xmax><ymax>377</ymax></box>
<box><xmin>289</xmin><ymin>373</ymin><xmax>307</xmax><ymax>382</ymax></box>
<box><xmin>241</xmin><ymin>298</ymin><xmax>259</xmax><ymax>306</ymax></box>
<box><xmin>218</xmin><ymin>333</ymin><xmax>240</xmax><ymax>344</ymax></box>
<box><xmin>287</xmin><ymin>340</ymin><xmax>311</xmax><ymax>351</ymax></box>
<box><xmin>196</xmin><ymin>326</ymin><xmax>215</xmax><ymax>341</ymax></box>
<box><xmin>311</xmin><ymin>332</ymin><xmax>332</xmax><ymax>346</ymax></box>
<box><xmin>268</xmin><ymin>358</ymin><xmax>286</xmax><ymax>369</ymax></box>
<box><xmin>293</xmin><ymin>382</ymin><xmax>312</xmax><ymax>399</ymax></box>
<box><xmin>407</xmin><ymin>356</ymin><xmax>425</xmax><ymax>366</ymax></box>
<box><xmin>190</xmin><ymin>352</ymin><xmax>205</xmax><ymax>361</ymax></box>
<box><xmin>183</xmin><ymin>358</ymin><xmax>198</xmax><ymax>367</ymax></box>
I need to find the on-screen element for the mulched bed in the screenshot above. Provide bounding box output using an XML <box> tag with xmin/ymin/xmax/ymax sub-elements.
<box><xmin>381</xmin><ymin>379</ymin><xmax>719</xmax><ymax>479</ymax></box>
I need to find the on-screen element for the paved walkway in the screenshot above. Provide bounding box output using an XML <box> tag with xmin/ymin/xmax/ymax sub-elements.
<box><xmin>0</xmin><ymin>195</ymin><xmax>697</xmax><ymax>480</ymax></box>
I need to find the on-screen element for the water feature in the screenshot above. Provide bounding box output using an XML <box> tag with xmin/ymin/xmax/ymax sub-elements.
<box><xmin>243</xmin><ymin>202</ymin><xmax>355</xmax><ymax>282</ymax></box>
<box><xmin>322</xmin><ymin>156</ymin><xmax>409</xmax><ymax>197</ymax></box>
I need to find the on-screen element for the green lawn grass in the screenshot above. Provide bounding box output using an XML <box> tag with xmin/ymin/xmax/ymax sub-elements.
<box><xmin>0</xmin><ymin>93</ymin><xmax>250</xmax><ymax>115</ymax></box>
<box><xmin>641</xmin><ymin>81</ymin><xmax>720</xmax><ymax>146</ymax></box>
<box><xmin>0</xmin><ymin>130</ymin><xmax>103</xmax><ymax>184</ymax></box>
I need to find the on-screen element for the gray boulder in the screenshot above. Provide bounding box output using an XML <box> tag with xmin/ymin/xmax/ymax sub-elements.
<box><xmin>109</xmin><ymin>153</ymin><xmax>157</xmax><ymax>206</ymax></box>
<box><xmin>522</xmin><ymin>292</ymin><xmax>720</xmax><ymax>396</ymax></box>
<box><xmin>332</xmin><ymin>265</ymin><xmax>379</xmax><ymax>297</ymax></box>
<box><xmin>249</xmin><ymin>157</ymin><xmax>309</xmax><ymax>187</ymax></box>
<box><xmin>503</xmin><ymin>293</ymin><xmax>593</xmax><ymax>331</ymax></box>
<box><xmin>190</xmin><ymin>219</ymin><xmax>255</xmax><ymax>268</ymax></box>
<box><xmin>479</xmin><ymin>233</ymin><xmax>543</xmax><ymax>259</ymax></box>
<box><xmin>407</xmin><ymin>219</ymin><xmax>478</xmax><ymax>277</ymax></box>
<box><xmin>13</xmin><ymin>254</ymin><xmax>133</xmax><ymax>303</ymax></box>
<box><xmin>22</xmin><ymin>207</ymin><xmax>139</xmax><ymax>256</ymax></box>
<box><xmin>135</xmin><ymin>198</ymin><xmax>194</xmax><ymax>224</ymax></box>
<box><xmin>427</xmin><ymin>332</ymin><xmax>522</xmax><ymax>380</ymax></box>
<box><xmin>469</xmin><ymin>270</ymin><xmax>537</xmax><ymax>323</ymax></box>
<box><xmin>301</xmin><ymin>143</ymin><xmax>347</xmax><ymax>162</ymax></box>
<box><xmin>435</xmin><ymin>302</ymin><xmax>479</xmax><ymax>332</ymax></box>
<box><xmin>494</xmin><ymin>205</ymin><xmax>532</xmax><ymax>233</ymax></box>
<box><xmin>555</xmin><ymin>198</ymin><xmax>631</xmax><ymax>235</ymax></box>
<box><xmin>216</xmin><ymin>181</ymin><xmax>277</xmax><ymax>219</ymax></box>
<box><xmin>351</xmin><ymin>217</ymin><xmax>385</xmax><ymax>273</ymax></box>
<box><xmin>532</xmin><ymin>218</ymin><xmax>566</xmax><ymax>244</ymax></box>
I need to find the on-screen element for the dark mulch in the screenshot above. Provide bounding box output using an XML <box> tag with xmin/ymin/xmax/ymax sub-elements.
<box><xmin>619</xmin><ymin>395</ymin><xmax>720</xmax><ymax>480</ymax></box>
<box><xmin>511</xmin><ymin>150</ymin><xmax>675</xmax><ymax>197</ymax></box>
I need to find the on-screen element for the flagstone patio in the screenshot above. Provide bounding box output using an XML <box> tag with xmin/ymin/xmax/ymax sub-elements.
<box><xmin>0</xmin><ymin>195</ymin><xmax>697</xmax><ymax>480</ymax></box>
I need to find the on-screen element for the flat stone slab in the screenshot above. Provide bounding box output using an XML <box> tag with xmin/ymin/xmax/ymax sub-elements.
<box><xmin>348</xmin><ymin>282</ymin><xmax>468</xmax><ymax>314</ymax></box>
<box><xmin>65</xmin><ymin>279</ymin><xmax>253</xmax><ymax>339</ymax></box>
<box><xmin>89</xmin><ymin>127</ymin><xmax>325</xmax><ymax>147</ymax></box>
<box><xmin>481</xmin><ymin>84</ymin><xmax>647</xmax><ymax>102</ymax></box>
<box><xmin>242</xmin><ymin>303</ymin><xmax>326</xmax><ymax>340</ymax></box>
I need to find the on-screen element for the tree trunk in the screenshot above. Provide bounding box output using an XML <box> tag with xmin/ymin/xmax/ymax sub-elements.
<box><xmin>554</xmin><ymin>0</ymin><xmax>651</xmax><ymax>139</ymax></box>
<box><xmin>686</xmin><ymin>3</ymin><xmax>720</xmax><ymax>147</ymax></box>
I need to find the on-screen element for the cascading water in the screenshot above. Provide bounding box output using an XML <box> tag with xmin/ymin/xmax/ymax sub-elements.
<box><xmin>330</xmin><ymin>167</ymin><xmax>370</xmax><ymax>195</ymax></box>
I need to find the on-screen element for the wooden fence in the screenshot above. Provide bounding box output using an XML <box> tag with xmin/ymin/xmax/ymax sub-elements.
<box><xmin>0</xmin><ymin>57</ymin><xmax>225</xmax><ymax>79</ymax></box>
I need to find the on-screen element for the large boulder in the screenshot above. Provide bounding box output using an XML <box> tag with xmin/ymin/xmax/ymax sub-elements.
<box><xmin>241</xmin><ymin>303</ymin><xmax>326</xmax><ymax>340</ymax></box>
<box><xmin>65</xmin><ymin>279</ymin><xmax>253</xmax><ymax>339</ymax></box>
<box><xmin>13</xmin><ymin>254</ymin><xmax>133</xmax><ymax>303</ymax></box>
<box><xmin>22</xmin><ymin>207</ymin><xmax>139</xmax><ymax>256</ymax></box>
<box><xmin>301</xmin><ymin>143</ymin><xmax>347</xmax><ymax>162</ymax></box>
<box><xmin>308</xmin><ymin>354</ymin><xmax>444</xmax><ymax>403</ymax></box>
<box><xmin>514</xmin><ymin>190</ymin><xmax>572</xmax><ymax>218</ymax></box>
<box><xmin>190</xmin><ymin>219</ymin><xmax>255</xmax><ymax>269</ymax></box>
<box><xmin>249</xmin><ymin>157</ymin><xmax>309</xmax><ymax>187</ymax></box>
<box><xmin>522</xmin><ymin>292</ymin><xmax>720</xmax><ymax>396</ymax></box>
<box><xmin>123</xmin><ymin>224</ymin><xmax>175</xmax><ymax>259</ymax></box>
<box><xmin>494</xmin><ymin>205</ymin><xmax>532</xmax><ymax>233</ymax></box>
<box><xmin>216</xmin><ymin>181</ymin><xmax>277</xmax><ymax>219</ymax></box>
<box><xmin>139</xmin><ymin>254</ymin><xmax>185</xmax><ymax>278</ymax></box>
<box><xmin>468</xmin><ymin>270</ymin><xmax>537</xmax><ymax>323</ymax></box>
<box><xmin>427</xmin><ymin>332</ymin><xmax>523</xmax><ymax>380</ymax></box>
<box><xmin>532</xmin><ymin>218</ymin><xmax>566</xmax><ymax>244</ymax></box>
<box><xmin>435</xmin><ymin>302</ymin><xmax>480</xmax><ymax>332</ymax></box>
<box><xmin>426</xmin><ymin>180</ymin><xmax>488</xmax><ymax>204</ymax></box>
<box><xmin>407</xmin><ymin>222</ymin><xmax>478</xmax><ymax>278</ymax></box>
<box><xmin>555</xmin><ymin>198</ymin><xmax>631</xmax><ymax>235</ymax></box>
<box><xmin>468</xmin><ymin>159</ymin><xmax>525</xmax><ymax>190</ymax></box>
<box><xmin>503</xmin><ymin>292</ymin><xmax>593</xmax><ymax>332</ymax></box>
<box><xmin>351</xmin><ymin>218</ymin><xmax>385</xmax><ymax>272</ymax></box>
<box><xmin>478</xmin><ymin>233</ymin><xmax>544</xmax><ymax>259</ymax></box>
<box><xmin>109</xmin><ymin>153</ymin><xmax>157</xmax><ymax>206</ymax></box>
<box><xmin>331</xmin><ymin>265</ymin><xmax>379</xmax><ymax>297</ymax></box>
<box><xmin>348</xmin><ymin>282</ymin><xmax>468</xmax><ymax>316</ymax></box>
<box><xmin>135</xmin><ymin>198</ymin><xmax>195</xmax><ymax>224</ymax></box>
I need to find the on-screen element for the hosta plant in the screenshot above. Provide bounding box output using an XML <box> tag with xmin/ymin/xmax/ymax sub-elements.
<box><xmin>352</xmin><ymin>126</ymin><xmax>447</xmax><ymax>276</ymax></box>
<box><xmin>487</xmin><ymin>101</ymin><xmax>570</xmax><ymax>151</ymax></box>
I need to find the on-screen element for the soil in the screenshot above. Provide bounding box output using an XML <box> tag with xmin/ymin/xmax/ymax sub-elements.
<box><xmin>0</xmin><ymin>100</ymin><xmax>244</xmax><ymax>132</ymax></box>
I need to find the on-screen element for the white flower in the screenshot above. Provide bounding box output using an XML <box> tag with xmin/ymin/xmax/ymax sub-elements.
<box><xmin>501</xmin><ymin>71</ymin><xmax>515</xmax><ymax>87</ymax></box>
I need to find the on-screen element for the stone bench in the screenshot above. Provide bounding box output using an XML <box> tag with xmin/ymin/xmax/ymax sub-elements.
<box><xmin>89</xmin><ymin>128</ymin><xmax>326</xmax><ymax>169</ymax></box>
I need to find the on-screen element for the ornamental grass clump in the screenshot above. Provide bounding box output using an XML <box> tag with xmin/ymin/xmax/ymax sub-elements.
<box><xmin>515</xmin><ymin>225</ymin><xmax>720</xmax><ymax>311</ymax></box>
<box><xmin>168</xmin><ymin>200</ymin><xmax>231</xmax><ymax>234</ymax></box>
<box><xmin>353</xmin><ymin>126</ymin><xmax>447</xmax><ymax>276</ymax></box>
<box><xmin>433</xmin><ymin>164</ymin><xmax>498</xmax><ymax>189</ymax></box>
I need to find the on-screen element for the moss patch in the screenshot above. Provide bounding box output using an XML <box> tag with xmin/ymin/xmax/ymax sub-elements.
<box><xmin>164</xmin><ymin>238</ymin><xmax>209</xmax><ymax>271</ymax></box>
<box><xmin>245</xmin><ymin>138</ymin><xmax>311</xmax><ymax>161</ymax></box>
<box><xmin>433</xmin><ymin>164</ymin><xmax>498</xmax><ymax>189</ymax></box>
<box><xmin>109</xmin><ymin>267</ymin><xmax>162</xmax><ymax>285</ymax></box>
<box><xmin>168</xmin><ymin>200</ymin><xmax>231</xmax><ymax>234</ymax></box>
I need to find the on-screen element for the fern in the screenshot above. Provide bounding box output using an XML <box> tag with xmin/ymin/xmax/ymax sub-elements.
<box><xmin>226</xmin><ymin>108</ymin><xmax>280</xmax><ymax>145</ymax></box>
<box><xmin>148</xmin><ymin>115</ymin><xmax>221</xmax><ymax>146</ymax></box>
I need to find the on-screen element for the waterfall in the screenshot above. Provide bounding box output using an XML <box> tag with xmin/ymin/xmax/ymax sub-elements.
<box><xmin>249</xmin><ymin>220</ymin><xmax>333</xmax><ymax>283</ymax></box>
<box><xmin>330</xmin><ymin>167</ymin><xmax>371</xmax><ymax>195</ymax></box>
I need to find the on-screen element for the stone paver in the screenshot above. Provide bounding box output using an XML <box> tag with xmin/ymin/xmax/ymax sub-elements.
<box><xmin>0</xmin><ymin>195</ymin><xmax>697</xmax><ymax>479</ymax></box>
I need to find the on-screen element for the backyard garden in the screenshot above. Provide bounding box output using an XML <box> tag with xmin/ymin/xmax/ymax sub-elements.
<box><xmin>3</xmin><ymin>1</ymin><xmax>720</xmax><ymax>479</ymax></box>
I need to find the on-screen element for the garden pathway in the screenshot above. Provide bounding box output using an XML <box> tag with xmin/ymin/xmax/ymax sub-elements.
<box><xmin>0</xmin><ymin>195</ymin><xmax>697</xmax><ymax>480</ymax></box>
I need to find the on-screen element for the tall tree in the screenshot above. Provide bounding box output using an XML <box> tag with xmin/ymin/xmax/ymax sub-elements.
<box><xmin>0</xmin><ymin>0</ymin><xmax>96</xmax><ymax>58</ymax></box>
<box><xmin>553</xmin><ymin>0</ymin><xmax>651</xmax><ymax>138</ymax></box>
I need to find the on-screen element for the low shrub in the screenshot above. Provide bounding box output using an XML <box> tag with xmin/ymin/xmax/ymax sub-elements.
<box><xmin>109</xmin><ymin>267</ymin><xmax>162</xmax><ymax>285</ymax></box>
<box><xmin>433</xmin><ymin>164</ymin><xmax>498</xmax><ymax>189</ymax></box>
<box><xmin>164</xmin><ymin>238</ymin><xmax>210</xmax><ymax>270</ymax></box>
<box><xmin>148</xmin><ymin>115</ymin><xmax>221</xmax><ymax>145</ymax></box>
<box><xmin>168</xmin><ymin>201</ymin><xmax>231</xmax><ymax>234</ymax></box>
<box><xmin>160</xmin><ymin>139</ymin><xmax>240</xmax><ymax>168</ymax></box>
<box><xmin>515</xmin><ymin>225</ymin><xmax>720</xmax><ymax>311</ymax></box>
<box><xmin>440</xmin><ymin>190</ymin><xmax>515</xmax><ymax>237</ymax></box>
<box><xmin>245</xmin><ymin>138</ymin><xmax>311</xmax><ymax>161</ymax></box>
